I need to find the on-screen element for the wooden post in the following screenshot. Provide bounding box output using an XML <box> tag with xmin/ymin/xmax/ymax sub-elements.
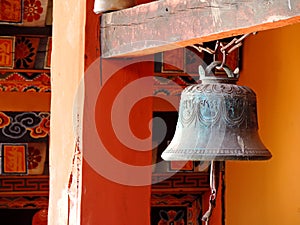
<box><xmin>49</xmin><ymin>0</ymin><xmax>86</xmax><ymax>224</ymax></box>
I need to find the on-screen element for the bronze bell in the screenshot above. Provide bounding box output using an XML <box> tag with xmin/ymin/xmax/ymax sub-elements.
<box><xmin>161</xmin><ymin>62</ymin><xmax>272</xmax><ymax>161</ymax></box>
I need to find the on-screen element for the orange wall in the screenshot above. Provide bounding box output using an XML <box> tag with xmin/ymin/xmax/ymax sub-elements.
<box><xmin>226</xmin><ymin>23</ymin><xmax>300</xmax><ymax>225</ymax></box>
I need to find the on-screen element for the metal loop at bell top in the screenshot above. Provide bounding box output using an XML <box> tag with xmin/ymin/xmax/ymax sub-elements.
<box><xmin>199</xmin><ymin>61</ymin><xmax>240</xmax><ymax>83</ymax></box>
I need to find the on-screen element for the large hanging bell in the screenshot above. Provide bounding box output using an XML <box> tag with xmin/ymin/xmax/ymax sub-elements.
<box><xmin>94</xmin><ymin>0</ymin><xmax>136</xmax><ymax>13</ymax></box>
<box><xmin>161</xmin><ymin>62</ymin><xmax>272</xmax><ymax>161</ymax></box>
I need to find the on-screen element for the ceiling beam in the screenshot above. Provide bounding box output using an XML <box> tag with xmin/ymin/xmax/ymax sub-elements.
<box><xmin>101</xmin><ymin>0</ymin><xmax>300</xmax><ymax>58</ymax></box>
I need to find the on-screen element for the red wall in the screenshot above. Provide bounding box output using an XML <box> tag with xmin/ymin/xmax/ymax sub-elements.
<box><xmin>81</xmin><ymin>1</ymin><xmax>154</xmax><ymax>224</ymax></box>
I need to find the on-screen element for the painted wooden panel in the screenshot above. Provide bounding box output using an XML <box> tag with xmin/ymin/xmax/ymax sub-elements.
<box><xmin>0</xmin><ymin>36</ymin><xmax>15</xmax><ymax>69</ymax></box>
<box><xmin>1</xmin><ymin>35</ymin><xmax>51</xmax><ymax>70</ymax></box>
<box><xmin>27</xmin><ymin>142</ymin><xmax>47</xmax><ymax>175</ymax></box>
<box><xmin>1</xmin><ymin>143</ymin><xmax>27</xmax><ymax>175</ymax></box>
<box><xmin>14</xmin><ymin>36</ymin><xmax>40</xmax><ymax>69</ymax></box>
<box><xmin>22</xmin><ymin>0</ymin><xmax>49</xmax><ymax>27</ymax></box>
<box><xmin>0</xmin><ymin>0</ymin><xmax>50</xmax><ymax>26</ymax></box>
<box><xmin>0</xmin><ymin>0</ymin><xmax>22</xmax><ymax>24</ymax></box>
<box><xmin>44</xmin><ymin>36</ymin><xmax>51</xmax><ymax>69</ymax></box>
<box><xmin>151</xmin><ymin>194</ymin><xmax>201</xmax><ymax>225</ymax></box>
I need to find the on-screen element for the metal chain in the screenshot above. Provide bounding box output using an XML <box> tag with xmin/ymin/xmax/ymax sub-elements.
<box><xmin>192</xmin><ymin>32</ymin><xmax>256</xmax><ymax>70</ymax></box>
<box><xmin>202</xmin><ymin>161</ymin><xmax>217</xmax><ymax>225</ymax></box>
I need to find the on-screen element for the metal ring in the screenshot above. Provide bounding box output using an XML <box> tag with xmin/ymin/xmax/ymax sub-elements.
<box><xmin>205</xmin><ymin>61</ymin><xmax>236</xmax><ymax>78</ymax></box>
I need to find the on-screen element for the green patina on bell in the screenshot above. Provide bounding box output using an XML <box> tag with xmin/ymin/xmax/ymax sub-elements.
<box><xmin>162</xmin><ymin>61</ymin><xmax>272</xmax><ymax>161</ymax></box>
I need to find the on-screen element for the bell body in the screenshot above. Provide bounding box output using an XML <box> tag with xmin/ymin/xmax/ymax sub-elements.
<box><xmin>162</xmin><ymin>79</ymin><xmax>272</xmax><ymax>161</ymax></box>
<box><xmin>94</xmin><ymin>0</ymin><xmax>136</xmax><ymax>13</ymax></box>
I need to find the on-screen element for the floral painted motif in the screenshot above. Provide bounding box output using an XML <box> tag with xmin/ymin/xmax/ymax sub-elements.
<box><xmin>158</xmin><ymin>210</ymin><xmax>185</xmax><ymax>225</ymax></box>
<box><xmin>23</xmin><ymin>0</ymin><xmax>43</xmax><ymax>22</ymax></box>
<box><xmin>15</xmin><ymin>36</ymin><xmax>39</xmax><ymax>69</ymax></box>
<box><xmin>27</xmin><ymin>146</ymin><xmax>42</xmax><ymax>169</ymax></box>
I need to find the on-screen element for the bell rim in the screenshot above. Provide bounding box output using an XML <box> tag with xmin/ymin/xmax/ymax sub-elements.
<box><xmin>161</xmin><ymin>149</ymin><xmax>272</xmax><ymax>161</ymax></box>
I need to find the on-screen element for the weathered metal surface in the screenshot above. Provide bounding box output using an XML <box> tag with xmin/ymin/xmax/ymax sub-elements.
<box><xmin>101</xmin><ymin>0</ymin><xmax>300</xmax><ymax>58</ymax></box>
<box><xmin>161</xmin><ymin>62</ymin><xmax>272</xmax><ymax>161</ymax></box>
<box><xmin>94</xmin><ymin>0</ymin><xmax>136</xmax><ymax>14</ymax></box>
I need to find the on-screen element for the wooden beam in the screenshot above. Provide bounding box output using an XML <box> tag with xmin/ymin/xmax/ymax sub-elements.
<box><xmin>101</xmin><ymin>0</ymin><xmax>300</xmax><ymax>58</ymax></box>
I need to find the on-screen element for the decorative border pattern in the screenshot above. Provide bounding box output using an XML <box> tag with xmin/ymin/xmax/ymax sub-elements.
<box><xmin>0</xmin><ymin>71</ymin><xmax>50</xmax><ymax>82</ymax></box>
<box><xmin>0</xmin><ymin>81</ymin><xmax>50</xmax><ymax>92</ymax></box>
<box><xmin>0</xmin><ymin>176</ymin><xmax>49</xmax><ymax>196</ymax></box>
<box><xmin>0</xmin><ymin>71</ymin><xmax>50</xmax><ymax>92</ymax></box>
<box><xmin>152</xmin><ymin>173</ymin><xmax>210</xmax><ymax>191</ymax></box>
<box><xmin>0</xmin><ymin>196</ymin><xmax>48</xmax><ymax>209</ymax></box>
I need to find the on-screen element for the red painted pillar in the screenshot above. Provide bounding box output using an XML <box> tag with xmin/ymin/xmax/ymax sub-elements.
<box><xmin>81</xmin><ymin>1</ymin><xmax>153</xmax><ymax>224</ymax></box>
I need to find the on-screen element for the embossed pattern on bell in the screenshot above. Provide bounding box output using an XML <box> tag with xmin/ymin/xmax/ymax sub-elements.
<box><xmin>180</xmin><ymin>83</ymin><xmax>257</xmax><ymax>129</ymax></box>
<box><xmin>161</xmin><ymin>81</ymin><xmax>272</xmax><ymax>161</ymax></box>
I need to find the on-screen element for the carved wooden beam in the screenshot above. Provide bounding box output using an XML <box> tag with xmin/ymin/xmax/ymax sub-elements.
<box><xmin>101</xmin><ymin>0</ymin><xmax>300</xmax><ymax>58</ymax></box>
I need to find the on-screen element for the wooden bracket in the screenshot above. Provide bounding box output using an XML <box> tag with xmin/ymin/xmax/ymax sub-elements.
<box><xmin>101</xmin><ymin>0</ymin><xmax>300</xmax><ymax>58</ymax></box>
